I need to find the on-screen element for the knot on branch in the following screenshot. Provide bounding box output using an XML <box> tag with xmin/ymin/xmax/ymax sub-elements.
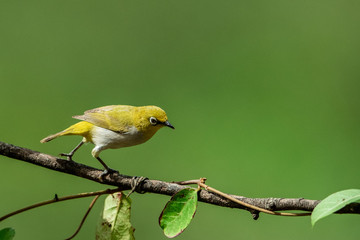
<box><xmin>264</xmin><ymin>198</ymin><xmax>277</xmax><ymax>210</ymax></box>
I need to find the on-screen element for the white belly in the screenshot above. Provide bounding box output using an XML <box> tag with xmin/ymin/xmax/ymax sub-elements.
<box><xmin>91</xmin><ymin>125</ymin><xmax>145</xmax><ymax>152</ymax></box>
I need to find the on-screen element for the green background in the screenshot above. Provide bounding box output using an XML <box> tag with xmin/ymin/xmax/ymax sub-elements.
<box><xmin>1</xmin><ymin>0</ymin><xmax>359</xmax><ymax>239</ymax></box>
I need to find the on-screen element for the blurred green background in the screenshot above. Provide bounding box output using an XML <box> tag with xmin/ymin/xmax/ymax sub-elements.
<box><xmin>1</xmin><ymin>0</ymin><xmax>359</xmax><ymax>239</ymax></box>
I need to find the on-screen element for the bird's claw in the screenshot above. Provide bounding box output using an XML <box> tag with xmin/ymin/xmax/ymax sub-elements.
<box><xmin>100</xmin><ymin>168</ymin><xmax>119</xmax><ymax>178</ymax></box>
<box><xmin>59</xmin><ymin>153</ymin><xmax>74</xmax><ymax>161</ymax></box>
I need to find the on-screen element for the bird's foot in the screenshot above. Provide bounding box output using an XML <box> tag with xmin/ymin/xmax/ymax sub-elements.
<box><xmin>59</xmin><ymin>153</ymin><xmax>75</xmax><ymax>161</ymax></box>
<box><xmin>127</xmin><ymin>176</ymin><xmax>148</xmax><ymax>197</ymax></box>
<box><xmin>100</xmin><ymin>168</ymin><xmax>119</xmax><ymax>178</ymax></box>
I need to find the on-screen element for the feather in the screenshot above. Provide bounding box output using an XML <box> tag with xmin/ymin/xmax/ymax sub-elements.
<box><xmin>72</xmin><ymin>105</ymin><xmax>134</xmax><ymax>133</ymax></box>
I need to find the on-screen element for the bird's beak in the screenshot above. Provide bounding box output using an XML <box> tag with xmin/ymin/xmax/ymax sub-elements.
<box><xmin>163</xmin><ymin>120</ymin><xmax>175</xmax><ymax>129</ymax></box>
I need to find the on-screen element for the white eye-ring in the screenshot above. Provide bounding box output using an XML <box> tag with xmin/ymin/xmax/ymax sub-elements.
<box><xmin>149</xmin><ymin>117</ymin><xmax>158</xmax><ymax>125</ymax></box>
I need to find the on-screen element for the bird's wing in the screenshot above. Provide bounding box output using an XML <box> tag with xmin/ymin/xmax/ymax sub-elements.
<box><xmin>72</xmin><ymin>105</ymin><xmax>135</xmax><ymax>133</ymax></box>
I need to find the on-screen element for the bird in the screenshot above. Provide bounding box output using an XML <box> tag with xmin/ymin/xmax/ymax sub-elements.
<box><xmin>40</xmin><ymin>105</ymin><xmax>174</xmax><ymax>175</ymax></box>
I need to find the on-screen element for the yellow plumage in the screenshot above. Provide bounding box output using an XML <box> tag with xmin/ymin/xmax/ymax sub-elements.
<box><xmin>41</xmin><ymin>105</ymin><xmax>174</xmax><ymax>174</ymax></box>
<box><xmin>40</xmin><ymin>121</ymin><xmax>94</xmax><ymax>143</ymax></box>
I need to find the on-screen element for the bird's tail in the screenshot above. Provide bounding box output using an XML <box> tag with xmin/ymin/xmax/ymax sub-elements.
<box><xmin>40</xmin><ymin>121</ymin><xmax>93</xmax><ymax>143</ymax></box>
<box><xmin>40</xmin><ymin>131</ymin><xmax>67</xmax><ymax>143</ymax></box>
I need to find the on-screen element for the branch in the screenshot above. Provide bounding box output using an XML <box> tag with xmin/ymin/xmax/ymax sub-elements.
<box><xmin>1</xmin><ymin>141</ymin><xmax>359</xmax><ymax>217</ymax></box>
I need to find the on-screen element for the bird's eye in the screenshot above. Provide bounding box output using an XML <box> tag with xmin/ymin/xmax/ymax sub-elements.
<box><xmin>149</xmin><ymin>117</ymin><xmax>158</xmax><ymax>125</ymax></box>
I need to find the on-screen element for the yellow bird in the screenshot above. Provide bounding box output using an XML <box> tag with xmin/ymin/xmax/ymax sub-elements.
<box><xmin>41</xmin><ymin>105</ymin><xmax>174</xmax><ymax>175</ymax></box>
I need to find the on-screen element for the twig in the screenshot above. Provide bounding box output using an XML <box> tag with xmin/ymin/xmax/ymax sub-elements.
<box><xmin>65</xmin><ymin>195</ymin><xmax>101</xmax><ymax>240</ymax></box>
<box><xmin>197</xmin><ymin>178</ymin><xmax>310</xmax><ymax>217</ymax></box>
<box><xmin>0</xmin><ymin>189</ymin><xmax>120</xmax><ymax>222</ymax></box>
<box><xmin>177</xmin><ymin>178</ymin><xmax>310</xmax><ymax>217</ymax></box>
<box><xmin>173</xmin><ymin>179</ymin><xmax>201</xmax><ymax>185</ymax></box>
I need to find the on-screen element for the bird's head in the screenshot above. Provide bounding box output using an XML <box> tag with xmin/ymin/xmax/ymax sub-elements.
<box><xmin>135</xmin><ymin>106</ymin><xmax>175</xmax><ymax>133</ymax></box>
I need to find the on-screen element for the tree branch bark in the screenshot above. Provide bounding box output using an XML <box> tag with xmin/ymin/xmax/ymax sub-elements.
<box><xmin>1</xmin><ymin>141</ymin><xmax>359</xmax><ymax>217</ymax></box>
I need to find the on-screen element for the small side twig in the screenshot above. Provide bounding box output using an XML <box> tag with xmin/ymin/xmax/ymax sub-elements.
<box><xmin>65</xmin><ymin>195</ymin><xmax>101</xmax><ymax>240</ymax></box>
<box><xmin>178</xmin><ymin>178</ymin><xmax>311</xmax><ymax>217</ymax></box>
<box><xmin>173</xmin><ymin>179</ymin><xmax>201</xmax><ymax>185</ymax></box>
<box><xmin>198</xmin><ymin>179</ymin><xmax>310</xmax><ymax>217</ymax></box>
<box><xmin>0</xmin><ymin>188</ymin><xmax>120</xmax><ymax>222</ymax></box>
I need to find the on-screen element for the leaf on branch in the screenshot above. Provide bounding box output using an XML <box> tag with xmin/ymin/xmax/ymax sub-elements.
<box><xmin>159</xmin><ymin>188</ymin><xmax>199</xmax><ymax>238</ymax></box>
<box><xmin>0</xmin><ymin>228</ymin><xmax>15</xmax><ymax>240</ymax></box>
<box><xmin>96</xmin><ymin>192</ymin><xmax>135</xmax><ymax>240</ymax></box>
<box><xmin>311</xmin><ymin>189</ymin><xmax>360</xmax><ymax>226</ymax></box>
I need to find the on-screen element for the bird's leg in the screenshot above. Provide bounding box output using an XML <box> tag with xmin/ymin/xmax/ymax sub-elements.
<box><xmin>60</xmin><ymin>140</ymin><xmax>84</xmax><ymax>161</ymax></box>
<box><xmin>96</xmin><ymin>157</ymin><xmax>119</xmax><ymax>176</ymax></box>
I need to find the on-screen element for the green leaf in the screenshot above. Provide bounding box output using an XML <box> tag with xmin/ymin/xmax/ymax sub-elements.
<box><xmin>96</xmin><ymin>192</ymin><xmax>135</xmax><ymax>240</ymax></box>
<box><xmin>159</xmin><ymin>188</ymin><xmax>198</xmax><ymax>238</ymax></box>
<box><xmin>311</xmin><ymin>189</ymin><xmax>360</xmax><ymax>226</ymax></box>
<box><xmin>0</xmin><ymin>228</ymin><xmax>15</xmax><ymax>240</ymax></box>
